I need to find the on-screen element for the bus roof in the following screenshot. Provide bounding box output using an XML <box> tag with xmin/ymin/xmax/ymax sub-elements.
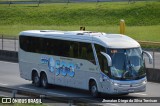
<box><xmin>19</xmin><ymin>30</ymin><xmax>140</xmax><ymax>49</ymax></box>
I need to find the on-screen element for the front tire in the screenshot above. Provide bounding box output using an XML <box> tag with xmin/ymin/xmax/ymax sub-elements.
<box><xmin>90</xmin><ymin>81</ymin><xmax>98</xmax><ymax>97</ymax></box>
<box><xmin>32</xmin><ymin>72</ymin><xmax>41</xmax><ymax>87</ymax></box>
<box><xmin>40</xmin><ymin>73</ymin><xmax>49</xmax><ymax>89</ymax></box>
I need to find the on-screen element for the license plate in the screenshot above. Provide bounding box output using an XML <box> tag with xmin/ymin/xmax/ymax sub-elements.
<box><xmin>128</xmin><ymin>89</ymin><xmax>134</xmax><ymax>92</ymax></box>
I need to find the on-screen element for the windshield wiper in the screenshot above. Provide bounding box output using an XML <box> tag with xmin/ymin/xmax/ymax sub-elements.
<box><xmin>122</xmin><ymin>71</ymin><xmax>129</xmax><ymax>78</ymax></box>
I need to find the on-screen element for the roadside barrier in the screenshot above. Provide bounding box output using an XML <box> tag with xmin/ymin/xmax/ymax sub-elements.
<box><xmin>0</xmin><ymin>50</ymin><xmax>18</xmax><ymax>62</ymax></box>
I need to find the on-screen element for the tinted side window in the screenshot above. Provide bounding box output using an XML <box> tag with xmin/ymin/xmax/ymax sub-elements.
<box><xmin>79</xmin><ymin>42</ymin><xmax>95</xmax><ymax>64</ymax></box>
<box><xmin>20</xmin><ymin>36</ymin><xmax>41</xmax><ymax>53</ymax></box>
<box><xmin>50</xmin><ymin>39</ymin><xmax>70</xmax><ymax>57</ymax></box>
<box><xmin>69</xmin><ymin>42</ymin><xmax>78</xmax><ymax>58</ymax></box>
<box><xmin>20</xmin><ymin>36</ymin><xmax>95</xmax><ymax>64</ymax></box>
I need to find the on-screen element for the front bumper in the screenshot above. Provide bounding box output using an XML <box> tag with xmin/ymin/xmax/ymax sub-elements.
<box><xmin>108</xmin><ymin>77</ymin><xmax>147</xmax><ymax>94</ymax></box>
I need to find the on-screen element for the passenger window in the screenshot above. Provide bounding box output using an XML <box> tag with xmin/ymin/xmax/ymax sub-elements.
<box><xmin>81</xmin><ymin>47</ymin><xmax>87</xmax><ymax>59</ymax></box>
<box><xmin>79</xmin><ymin>43</ymin><xmax>96</xmax><ymax>64</ymax></box>
<box><xmin>20</xmin><ymin>36</ymin><xmax>96</xmax><ymax>65</ymax></box>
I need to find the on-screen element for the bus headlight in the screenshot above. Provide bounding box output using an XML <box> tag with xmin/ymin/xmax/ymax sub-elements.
<box><xmin>142</xmin><ymin>80</ymin><xmax>147</xmax><ymax>84</ymax></box>
<box><xmin>114</xmin><ymin>83</ymin><xmax>119</xmax><ymax>86</ymax></box>
<box><xmin>110</xmin><ymin>80</ymin><xmax>119</xmax><ymax>86</ymax></box>
<box><xmin>111</xmin><ymin>82</ymin><xmax>119</xmax><ymax>86</ymax></box>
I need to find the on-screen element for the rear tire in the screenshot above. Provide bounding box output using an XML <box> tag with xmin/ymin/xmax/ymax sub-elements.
<box><xmin>40</xmin><ymin>73</ymin><xmax>49</xmax><ymax>89</ymax></box>
<box><xmin>32</xmin><ymin>72</ymin><xmax>41</xmax><ymax>87</ymax></box>
<box><xmin>90</xmin><ymin>81</ymin><xmax>98</xmax><ymax>97</ymax></box>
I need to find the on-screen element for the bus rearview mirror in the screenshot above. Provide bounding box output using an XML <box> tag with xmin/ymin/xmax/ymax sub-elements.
<box><xmin>100</xmin><ymin>52</ymin><xmax>112</xmax><ymax>66</ymax></box>
<box><xmin>142</xmin><ymin>51</ymin><xmax>153</xmax><ymax>64</ymax></box>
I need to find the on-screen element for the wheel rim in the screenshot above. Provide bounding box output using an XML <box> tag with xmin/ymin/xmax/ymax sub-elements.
<box><xmin>42</xmin><ymin>77</ymin><xmax>46</xmax><ymax>87</ymax></box>
<box><xmin>91</xmin><ymin>85</ymin><xmax>97</xmax><ymax>95</ymax></box>
<box><xmin>34</xmin><ymin>76</ymin><xmax>39</xmax><ymax>84</ymax></box>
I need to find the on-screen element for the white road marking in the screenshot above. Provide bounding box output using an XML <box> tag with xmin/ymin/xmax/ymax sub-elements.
<box><xmin>133</xmin><ymin>93</ymin><xmax>147</xmax><ymax>96</ymax></box>
<box><xmin>0</xmin><ymin>94</ymin><xmax>8</xmax><ymax>97</ymax></box>
<box><xmin>0</xmin><ymin>83</ymin><xmax>8</xmax><ymax>86</ymax></box>
<box><xmin>47</xmin><ymin>92</ymin><xmax>66</xmax><ymax>97</ymax></box>
<box><xmin>19</xmin><ymin>87</ymin><xmax>35</xmax><ymax>91</ymax></box>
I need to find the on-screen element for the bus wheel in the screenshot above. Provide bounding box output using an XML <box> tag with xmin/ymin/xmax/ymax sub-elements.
<box><xmin>40</xmin><ymin>73</ymin><xmax>48</xmax><ymax>89</ymax></box>
<box><xmin>32</xmin><ymin>72</ymin><xmax>41</xmax><ymax>87</ymax></box>
<box><xmin>90</xmin><ymin>81</ymin><xmax>98</xmax><ymax>97</ymax></box>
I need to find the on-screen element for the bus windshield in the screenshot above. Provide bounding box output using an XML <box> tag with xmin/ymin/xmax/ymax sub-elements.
<box><xmin>107</xmin><ymin>48</ymin><xmax>145</xmax><ymax>80</ymax></box>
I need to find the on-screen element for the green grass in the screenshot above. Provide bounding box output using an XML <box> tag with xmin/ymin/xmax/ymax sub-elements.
<box><xmin>0</xmin><ymin>25</ymin><xmax>159</xmax><ymax>42</ymax></box>
<box><xmin>0</xmin><ymin>2</ymin><xmax>159</xmax><ymax>26</ymax></box>
<box><xmin>0</xmin><ymin>1</ymin><xmax>160</xmax><ymax>42</ymax></box>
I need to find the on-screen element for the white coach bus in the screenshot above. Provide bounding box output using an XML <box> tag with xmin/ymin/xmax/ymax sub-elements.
<box><xmin>19</xmin><ymin>30</ymin><xmax>152</xmax><ymax>97</ymax></box>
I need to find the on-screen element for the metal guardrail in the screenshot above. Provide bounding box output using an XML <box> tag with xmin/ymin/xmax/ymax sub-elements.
<box><xmin>0</xmin><ymin>0</ymin><xmax>159</xmax><ymax>5</ymax></box>
<box><xmin>1</xmin><ymin>35</ymin><xmax>160</xmax><ymax>50</ymax></box>
<box><xmin>0</xmin><ymin>35</ymin><xmax>18</xmax><ymax>51</ymax></box>
<box><xmin>139</xmin><ymin>41</ymin><xmax>160</xmax><ymax>47</ymax></box>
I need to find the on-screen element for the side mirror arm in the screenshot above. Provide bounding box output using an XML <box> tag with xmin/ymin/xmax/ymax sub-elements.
<box><xmin>100</xmin><ymin>52</ymin><xmax>112</xmax><ymax>66</ymax></box>
<box><xmin>143</xmin><ymin>51</ymin><xmax>153</xmax><ymax>64</ymax></box>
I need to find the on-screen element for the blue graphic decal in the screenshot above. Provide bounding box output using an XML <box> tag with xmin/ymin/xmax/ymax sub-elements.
<box><xmin>80</xmin><ymin>63</ymin><xmax>83</xmax><ymax>66</ymax></box>
<box><xmin>55</xmin><ymin>60</ymin><xmax>60</xmax><ymax>76</ymax></box>
<box><xmin>101</xmin><ymin>72</ymin><xmax>109</xmax><ymax>80</ymax></box>
<box><xmin>41</xmin><ymin>56</ymin><xmax>83</xmax><ymax>77</ymax></box>
<box><xmin>75</xmin><ymin>63</ymin><xmax>80</xmax><ymax>70</ymax></box>
<box><xmin>61</xmin><ymin>61</ymin><xmax>67</xmax><ymax>76</ymax></box>
<box><xmin>41</xmin><ymin>56</ymin><xmax>49</xmax><ymax>64</ymax></box>
<box><xmin>48</xmin><ymin>57</ymin><xmax>55</xmax><ymax>72</ymax></box>
<box><xmin>68</xmin><ymin>63</ymin><xmax>75</xmax><ymax>77</ymax></box>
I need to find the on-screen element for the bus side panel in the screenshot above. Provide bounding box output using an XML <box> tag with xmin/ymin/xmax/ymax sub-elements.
<box><xmin>19</xmin><ymin>49</ymin><xmax>38</xmax><ymax>81</ymax></box>
<box><xmin>19</xmin><ymin>61</ymin><xmax>32</xmax><ymax>81</ymax></box>
<box><xmin>72</xmin><ymin>60</ymin><xmax>99</xmax><ymax>90</ymax></box>
<box><xmin>47</xmin><ymin>57</ymin><xmax>99</xmax><ymax>90</ymax></box>
<box><xmin>19</xmin><ymin>50</ymin><xmax>102</xmax><ymax>91</ymax></box>
<box><xmin>19</xmin><ymin>49</ymin><xmax>55</xmax><ymax>84</ymax></box>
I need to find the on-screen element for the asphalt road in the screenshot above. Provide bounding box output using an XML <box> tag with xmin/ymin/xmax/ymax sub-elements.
<box><xmin>0</xmin><ymin>61</ymin><xmax>160</xmax><ymax>106</ymax></box>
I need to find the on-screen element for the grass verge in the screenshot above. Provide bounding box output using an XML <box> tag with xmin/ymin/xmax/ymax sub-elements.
<box><xmin>0</xmin><ymin>25</ymin><xmax>159</xmax><ymax>42</ymax></box>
